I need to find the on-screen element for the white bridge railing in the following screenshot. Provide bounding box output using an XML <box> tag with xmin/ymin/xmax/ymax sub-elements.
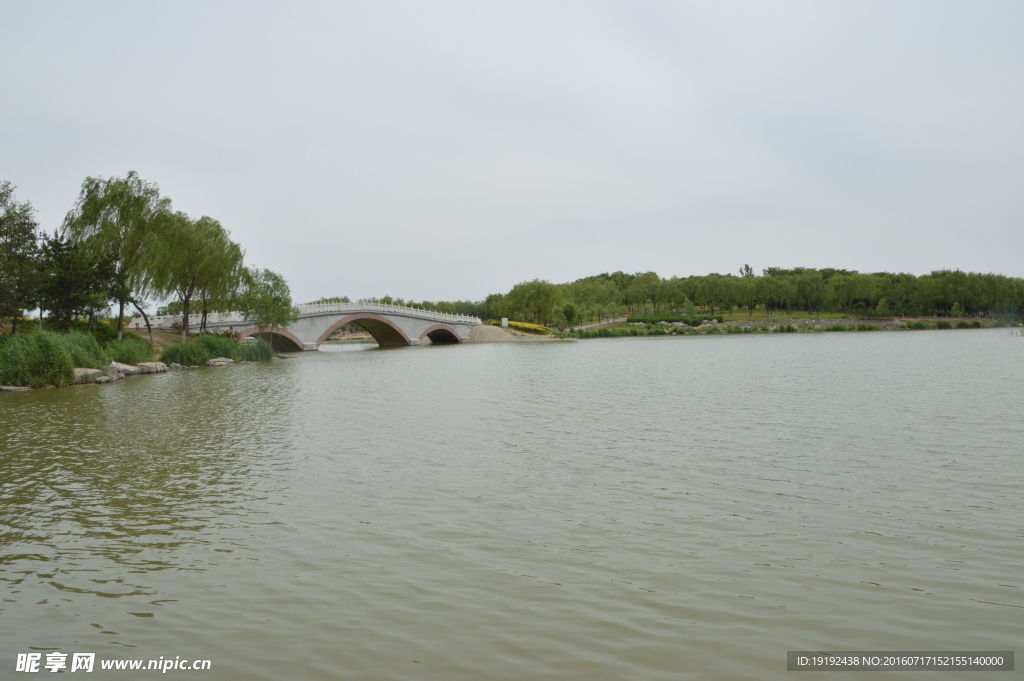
<box><xmin>130</xmin><ymin>301</ymin><xmax>481</xmax><ymax>330</ymax></box>
<box><xmin>295</xmin><ymin>302</ymin><xmax>481</xmax><ymax>325</ymax></box>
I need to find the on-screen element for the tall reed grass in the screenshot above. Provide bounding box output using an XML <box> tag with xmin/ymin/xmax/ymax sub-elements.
<box><xmin>0</xmin><ymin>332</ymin><xmax>77</xmax><ymax>387</ymax></box>
<box><xmin>160</xmin><ymin>335</ymin><xmax>273</xmax><ymax>366</ymax></box>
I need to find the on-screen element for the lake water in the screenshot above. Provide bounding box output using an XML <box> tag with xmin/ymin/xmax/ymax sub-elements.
<box><xmin>2</xmin><ymin>330</ymin><xmax>1022</xmax><ymax>679</ymax></box>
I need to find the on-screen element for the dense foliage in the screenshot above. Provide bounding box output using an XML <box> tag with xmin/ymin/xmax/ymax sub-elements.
<box><xmin>344</xmin><ymin>267</ymin><xmax>1024</xmax><ymax>328</ymax></box>
<box><xmin>1</xmin><ymin>175</ymin><xmax>286</xmax><ymax>386</ymax></box>
<box><xmin>106</xmin><ymin>334</ymin><xmax>155</xmax><ymax>365</ymax></box>
<box><xmin>0</xmin><ymin>331</ymin><xmax>88</xmax><ymax>387</ymax></box>
<box><xmin>1</xmin><ymin>174</ymin><xmax>293</xmax><ymax>346</ymax></box>
<box><xmin>160</xmin><ymin>335</ymin><xmax>273</xmax><ymax>366</ymax></box>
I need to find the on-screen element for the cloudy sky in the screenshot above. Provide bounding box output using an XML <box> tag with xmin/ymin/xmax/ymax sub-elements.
<box><xmin>3</xmin><ymin>1</ymin><xmax>1022</xmax><ymax>305</ymax></box>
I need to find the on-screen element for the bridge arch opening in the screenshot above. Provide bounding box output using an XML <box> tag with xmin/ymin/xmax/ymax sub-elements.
<box><xmin>316</xmin><ymin>314</ymin><xmax>411</xmax><ymax>348</ymax></box>
<box><xmin>420</xmin><ymin>324</ymin><xmax>462</xmax><ymax>345</ymax></box>
<box><xmin>236</xmin><ymin>328</ymin><xmax>303</xmax><ymax>352</ymax></box>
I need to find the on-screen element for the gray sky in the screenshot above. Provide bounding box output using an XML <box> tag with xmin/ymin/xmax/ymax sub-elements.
<box><xmin>4</xmin><ymin>1</ymin><xmax>1023</xmax><ymax>305</ymax></box>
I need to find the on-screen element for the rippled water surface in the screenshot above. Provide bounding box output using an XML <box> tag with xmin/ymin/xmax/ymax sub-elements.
<box><xmin>2</xmin><ymin>330</ymin><xmax>1022</xmax><ymax>679</ymax></box>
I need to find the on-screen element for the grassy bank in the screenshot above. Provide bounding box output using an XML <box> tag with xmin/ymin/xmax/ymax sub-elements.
<box><xmin>161</xmin><ymin>334</ymin><xmax>272</xmax><ymax>366</ymax></box>
<box><xmin>0</xmin><ymin>329</ymin><xmax>272</xmax><ymax>387</ymax></box>
<box><xmin>565</xmin><ymin>317</ymin><xmax>998</xmax><ymax>339</ymax></box>
<box><xmin>0</xmin><ymin>330</ymin><xmax>153</xmax><ymax>388</ymax></box>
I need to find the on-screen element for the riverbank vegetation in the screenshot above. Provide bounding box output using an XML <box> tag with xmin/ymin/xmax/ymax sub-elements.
<box><xmin>1</xmin><ymin>174</ymin><xmax>294</xmax><ymax>386</ymax></box>
<box><xmin>560</xmin><ymin>317</ymin><xmax>997</xmax><ymax>339</ymax></box>
<box><xmin>160</xmin><ymin>334</ymin><xmax>273</xmax><ymax>366</ymax></box>
<box><xmin>343</xmin><ymin>267</ymin><xmax>1024</xmax><ymax>330</ymax></box>
<box><xmin>1</xmin><ymin>175</ymin><xmax>295</xmax><ymax>342</ymax></box>
<box><xmin>0</xmin><ymin>329</ymin><xmax>153</xmax><ymax>388</ymax></box>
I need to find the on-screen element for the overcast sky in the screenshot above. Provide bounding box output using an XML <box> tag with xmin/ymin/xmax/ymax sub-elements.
<box><xmin>3</xmin><ymin>1</ymin><xmax>1023</xmax><ymax>305</ymax></box>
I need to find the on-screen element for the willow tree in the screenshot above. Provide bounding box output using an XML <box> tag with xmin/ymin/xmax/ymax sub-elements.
<box><xmin>62</xmin><ymin>172</ymin><xmax>171</xmax><ymax>340</ymax></box>
<box><xmin>196</xmin><ymin>226</ymin><xmax>244</xmax><ymax>333</ymax></box>
<box><xmin>237</xmin><ymin>267</ymin><xmax>297</xmax><ymax>348</ymax></box>
<box><xmin>150</xmin><ymin>214</ymin><xmax>243</xmax><ymax>344</ymax></box>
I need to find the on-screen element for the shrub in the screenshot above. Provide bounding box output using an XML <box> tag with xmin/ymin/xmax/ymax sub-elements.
<box><xmin>0</xmin><ymin>331</ymin><xmax>75</xmax><ymax>388</ymax></box>
<box><xmin>935</xmin><ymin>320</ymin><xmax>952</xmax><ymax>329</ymax></box>
<box><xmin>42</xmin><ymin>319</ymin><xmax>119</xmax><ymax>344</ymax></box>
<box><xmin>508</xmin><ymin>321</ymin><xmax>551</xmax><ymax>334</ymax></box>
<box><xmin>160</xmin><ymin>335</ymin><xmax>274</xmax><ymax>365</ymax></box>
<box><xmin>105</xmin><ymin>333</ymin><xmax>154</xmax><ymax>365</ymax></box>
<box><xmin>971</xmin><ymin>320</ymin><xmax>982</xmax><ymax>328</ymax></box>
<box><xmin>907</xmin><ymin>321</ymin><xmax>931</xmax><ymax>330</ymax></box>
<box><xmin>160</xmin><ymin>341</ymin><xmax>210</xmax><ymax>366</ymax></box>
<box><xmin>955</xmin><ymin>321</ymin><xmax>971</xmax><ymax>329</ymax></box>
<box><xmin>826</xmin><ymin>324</ymin><xmax>848</xmax><ymax>332</ymax></box>
<box><xmin>486</xmin><ymin>320</ymin><xmax>551</xmax><ymax>334</ymax></box>
<box><xmin>0</xmin><ymin>335</ymin><xmax>34</xmax><ymax>386</ymax></box>
<box><xmin>239</xmin><ymin>338</ymin><xmax>273</xmax><ymax>361</ymax></box>
<box><xmin>56</xmin><ymin>332</ymin><xmax>109</xmax><ymax>368</ymax></box>
<box><xmin>776</xmin><ymin>324</ymin><xmax>797</xmax><ymax>333</ymax></box>
<box><xmin>856</xmin><ymin>324</ymin><xmax>879</xmax><ymax>331</ymax></box>
<box><xmin>196</xmin><ymin>334</ymin><xmax>241</xmax><ymax>360</ymax></box>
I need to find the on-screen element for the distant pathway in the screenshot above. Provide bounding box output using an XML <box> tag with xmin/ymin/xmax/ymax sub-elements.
<box><xmin>573</xmin><ymin>317</ymin><xmax>627</xmax><ymax>330</ymax></box>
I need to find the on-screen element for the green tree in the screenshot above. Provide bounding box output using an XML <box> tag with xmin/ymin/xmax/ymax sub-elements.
<box><xmin>503</xmin><ymin>279</ymin><xmax>560</xmax><ymax>325</ymax></box>
<box><xmin>38</xmin><ymin>234</ymin><xmax>114</xmax><ymax>331</ymax></box>
<box><xmin>151</xmin><ymin>213</ymin><xmax>206</xmax><ymax>343</ymax></box>
<box><xmin>151</xmin><ymin>214</ymin><xmax>246</xmax><ymax>343</ymax></box>
<box><xmin>63</xmin><ymin>171</ymin><xmax>172</xmax><ymax>340</ymax></box>
<box><xmin>237</xmin><ymin>267</ymin><xmax>298</xmax><ymax>348</ymax></box>
<box><xmin>562</xmin><ymin>301</ymin><xmax>578</xmax><ymax>328</ymax></box>
<box><xmin>795</xmin><ymin>270</ymin><xmax>825</xmax><ymax>317</ymax></box>
<box><xmin>0</xmin><ymin>182</ymin><xmax>41</xmax><ymax>333</ymax></box>
<box><xmin>737</xmin><ymin>275</ymin><xmax>760</xmax><ymax>317</ymax></box>
<box><xmin>196</xmin><ymin>228</ymin><xmax>244</xmax><ymax>333</ymax></box>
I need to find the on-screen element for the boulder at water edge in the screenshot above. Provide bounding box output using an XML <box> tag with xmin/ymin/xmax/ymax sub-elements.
<box><xmin>74</xmin><ymin>368</ymin><xmax>105</xmax><ymax>384</ymax></box>
<box><xmin>136</xmin><ymin>362</ymin><xmax>168</xmax><ymax>374</ymax></box>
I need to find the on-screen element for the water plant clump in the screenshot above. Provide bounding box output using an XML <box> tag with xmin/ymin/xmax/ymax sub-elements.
<box><xmin>0</xmin><ymin>331</ymin><xmax>76</xmax><ymax>388</ymax></box>
<box><xmin>106</xmin><ymin>333</ymin><xmax>154</xmax><ymax>364</ymax></box>
<box><xmin>935</xmin><ymin>320</ymin><xmax>952</xmax><ymax>329</ymax></box>
<box><xmin>907</xmin><ymin>321</ymin><xmax>931</xmax><ymax>330</ymax></box>
<box><xmin>56</xmin><ymin>331</ymin><xmax>109</xmax><ymax>368</ymax></box>
<box><xmin>826</xmin><ymin>324</ymin><xmax>848</xmax><ymax>331</ymax></box>
<box><xmin>160</xmin><ymin>335</ymin><xmax>273</xmax><ymax>366</ymax></box>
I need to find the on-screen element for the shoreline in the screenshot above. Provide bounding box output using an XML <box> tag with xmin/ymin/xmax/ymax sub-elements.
<box><xmin>2</xmin><ymin>318</ymin><xmax>1018</xmax><ymax>392</ymax></box>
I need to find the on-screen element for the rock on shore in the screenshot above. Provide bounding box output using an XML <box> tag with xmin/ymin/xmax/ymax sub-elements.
<box><xmin>137</xmin><ymin>362</ymin><xmax>168</xmax><ymax>374</ymax></box>
<box><xmin>74</xmin><ymin>368</ymin><xmax>104</xmax><ymax>384</ymax></box>
<box><xmin>111</xmin><ymin>362</ymin><xmax>140</xmax><ymax>376</ymax></box>
<box><xmin>207</xmin><ymin>357</ymin><xmax>235</xmax><ymax>367</ymax></box>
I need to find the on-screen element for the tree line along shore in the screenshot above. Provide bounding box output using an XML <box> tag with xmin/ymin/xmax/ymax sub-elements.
<box><xmin>0</xmin><ymin>174</ymin><xmax>297</xmax><ymax>345</ymax></box>
<box><xmin>1</xmin><ymin>172</ymin><xmax>303</xmax><ymax>388</ymax></box>
<box><xmin>327</xmin><ymin>267</ymin><xmax>1024</xmax><ymax>331</ymax></box>
<box><xmin>4</xmin><ymin>173</ymin><xmax>1023</xmax><ymax>388</ymax></box>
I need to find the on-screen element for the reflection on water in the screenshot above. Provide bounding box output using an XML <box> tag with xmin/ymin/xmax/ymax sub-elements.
<box><xmin>2</xmin><ymin>331</ymin><xmax>1022</xmax><ymax>679</ymax></box>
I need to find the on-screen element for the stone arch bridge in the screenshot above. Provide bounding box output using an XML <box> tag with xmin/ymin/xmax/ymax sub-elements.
<box><xmin>130</xmin><ymin>303</ymin><xmax>482</xmax><ymax>351</ymax></box>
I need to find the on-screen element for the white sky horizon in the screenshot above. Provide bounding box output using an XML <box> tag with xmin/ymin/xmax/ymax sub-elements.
<box><xmin>4</xmin><ymin>1</ymin><xmax>1023</xmax><ymax>307</ymax></box>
